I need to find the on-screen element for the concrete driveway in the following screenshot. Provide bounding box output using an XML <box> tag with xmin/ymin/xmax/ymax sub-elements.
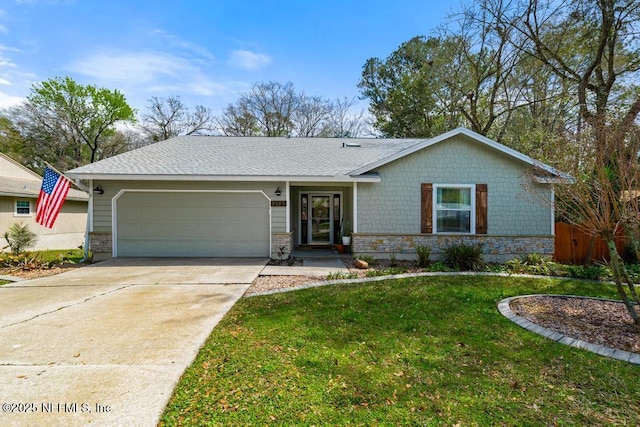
<box><xmin>0</xmin><ymin>258</ymin><xmax>267</xmax><ymax>427</ymax></box>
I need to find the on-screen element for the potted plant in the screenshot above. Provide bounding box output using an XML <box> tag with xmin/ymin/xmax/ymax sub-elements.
<box><xmin>334</xmin><ymin>219</ymin><xmax>345</xmax><ymax>253</ymax></box>
<box><xmin>341</xmin><ymin>220</ymin><xmax>351</xmax><ymax>246</ymax></box>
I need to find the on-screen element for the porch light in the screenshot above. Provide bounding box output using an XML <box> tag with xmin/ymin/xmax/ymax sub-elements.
<box><xmin>275</xmin><ymin>187</ymin><xmax>282</xmax><ymax>196</ymax></box>
<box><xmin>94</xmin><ymin>185</ymin><xmax>104</xmax><ymax>195</ymax></box>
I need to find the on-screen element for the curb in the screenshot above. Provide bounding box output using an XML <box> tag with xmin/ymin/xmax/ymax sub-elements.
<box><xmin>245</xmin><ymin>271</ymin><xmax>603</xmax><ymax>297</ymax></box>
<box><xmin>0</xmin><ymin>274</ymin><xmax>24</xmax><ymax>282</ymax></box>
<box><xmin>498</xmin><ymin>294</ymin><xmax>640</xmax><ymax>365</ymax></box>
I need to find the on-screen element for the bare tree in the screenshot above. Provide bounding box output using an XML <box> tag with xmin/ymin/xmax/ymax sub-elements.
<box><xmin>326</xmin><ymin>97</ymin><xmax>367</xmax><ymax>138</ymax></box>
<box><xmin>292</xmin><ymin>94</ymin><xmax>332</xmax><ymax>137</ymax></box>
<box><xmin>488</xmin><ymin>0</ymin><xmax>640</xmax><ymax>323</ymax></box>
<box><xmin>216</xmin><ymin>82</ymin><xmax>367</xmax><ymax>137</ymax></box>
<box><xmin>140</xmin><ymin>96</ymin><xmax>216</xmax><ymax>142</ymax></box>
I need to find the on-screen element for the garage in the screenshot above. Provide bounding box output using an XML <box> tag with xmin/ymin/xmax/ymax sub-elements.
<box><xmin>114</xmin><ymin>191</ymin><xmax>270</xmax><ymax>257</ymax></box>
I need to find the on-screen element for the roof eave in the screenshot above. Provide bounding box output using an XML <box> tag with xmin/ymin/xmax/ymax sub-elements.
<box><xmin>348</xmin><ymin>127</ymin><xmax>568</xmax><ymax>181</ymax></box>
<box><xmin>66</xmin><ymin>173</ymin><xmax>381</xmax><ymax>183</ymax></box>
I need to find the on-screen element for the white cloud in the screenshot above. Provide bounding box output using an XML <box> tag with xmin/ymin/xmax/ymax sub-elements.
<box><xmin>67</xmin><ymin>49</ymin><xmax>236</xmax><ymax>99</ymax></box>
<box><xmin>0</xmin><ymin>91</ymin><xmax>24</xmax><ymax>109</ymax></box>
<box><xmin>150</xmin><ymin>29</ymin><xmax>216</xmax><ymax>62</ymax></box>
<box><xmin>68</xmin><ymin>51</ymin><xmax>189</xmax><ymax>83</ymax></box>
<box><xmin>228</xmin><ymin>49</ymin><xmax>272</xmax><ymax>71</ymax></box>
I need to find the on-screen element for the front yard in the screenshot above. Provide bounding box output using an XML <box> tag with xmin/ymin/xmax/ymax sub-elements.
<box><xmin>160</xmin><ymin>276</ymin><xmax>639</xmax><ymax>426</ymax></box>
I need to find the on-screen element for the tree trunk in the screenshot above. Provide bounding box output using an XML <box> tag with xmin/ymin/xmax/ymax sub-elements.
<box><xmin>605</xmin><ymin>238</ymin><xmax>640</xmax><ymax>325</ymax></box>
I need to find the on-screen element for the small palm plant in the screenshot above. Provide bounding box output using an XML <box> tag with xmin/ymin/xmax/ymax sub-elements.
<box><xmin>4</xmin><ymin>222</ymin><xmax>37</xmax><ymax>255</ymax></box>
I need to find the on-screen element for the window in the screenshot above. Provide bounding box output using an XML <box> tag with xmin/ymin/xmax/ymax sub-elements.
<box><xmin>15</xmin><ymin>200</ymin><xmax>32</xmax><ymax>216</ymax></box>
<box><xmin>434</xmin><ymin>185</ymin><xmax>474</xmax><ymax>233</ymax></box>
<box><xmin>422</xmin><ymin>183</ymin><xmax>487</xmax><ymax>234</ymax></box>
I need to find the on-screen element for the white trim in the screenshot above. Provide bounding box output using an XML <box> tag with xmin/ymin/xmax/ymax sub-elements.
<box><xmin>432</xmin><ymin>184</ymin><xmax>476</xmax><ymax>235</ymax></box>
<box><xmin>111</xmin><ymin>189</ymin><xmax>271</xmax><ymax>258</ymax></box>
<box><xmin>13</xmin><ymin>198</ymin><xmax>32</xmax><ymax>217</ymax></box>
<box><xmin>285</xmin><ymin>181</ymin><xmax>290</xmax><ymax>232</ymax></box>
<box><xmin>67</xmin><ymin>173</ymin><xmax>382</xmax><ymax>183</ymax></box>
<box><xmin>348</xmin><ymin>127</ymin><xmax>570</xmax><ymax>180</ymax></box>
<box><xmin>353</xmin><ymin>182</ymin><xmax>358</xmax><ymax>233</ymax></box>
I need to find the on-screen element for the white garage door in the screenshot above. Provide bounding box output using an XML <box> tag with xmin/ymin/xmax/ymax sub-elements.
<box><xmin>115</xmin><ymin>191</ymin><xmax>270</xmax><ymax>257</ymax></box>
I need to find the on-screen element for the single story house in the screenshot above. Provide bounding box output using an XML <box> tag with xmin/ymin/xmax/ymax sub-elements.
<box><xmin>0</xmin><ymin>153</ymin><xmax>88</xmax><ymax>252</ymax></box>
<box><xmin>66</xmin><ymin>127</ymin><xmax>567</xmax><ymax>262</ymax></box>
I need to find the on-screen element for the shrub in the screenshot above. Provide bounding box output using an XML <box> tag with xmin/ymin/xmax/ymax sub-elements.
<box><xmin>415</xmin><ymin>245</ymin><xmax>431</xmax><ymax>268</ymax></box>
<box><xmin>441</xmin><ymin>243</ymin><xmax>484</xmax><ymax>271</ymax></box>
<box><xmin>3</xmin><ymin>222</ymin><xmax>37</xmax><ymax>255</ymax></box>
<box><xmin>389</xmin><ymin>252</ymin><xmax>398</xmax><ymax>267</ymax></box>
<box><xmin>566</xmin><ymin>264</ymin><xmax>609</xmax><ymax>280</ymax></box>
<box><xmin>427</xmin><ymin>261</ymin><xmax>452</xmax><ymax>272</ymax></box>
<box><xmin>506</xmin><ymin>253</ymin><xmax>552</xmax><ymax>275</ymax></box>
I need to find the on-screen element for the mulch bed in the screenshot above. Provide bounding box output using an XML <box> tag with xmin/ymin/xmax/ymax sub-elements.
<box><xmin>511</xmin><ymin>296</ymin><xmax>639</xmax><ymax>354</ymax></box>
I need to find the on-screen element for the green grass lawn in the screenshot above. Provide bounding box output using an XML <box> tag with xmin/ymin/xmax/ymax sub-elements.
<box><xmin>161</xmin><ymin>276</ymin><xmax>639</xmax><ymax>426</ymax></box>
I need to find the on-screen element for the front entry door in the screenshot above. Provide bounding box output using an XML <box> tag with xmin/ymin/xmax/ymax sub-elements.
<box><xmin>310</xmin><ymin>195</ymin><xmax>331</xmax><ymax>244</ymax></box>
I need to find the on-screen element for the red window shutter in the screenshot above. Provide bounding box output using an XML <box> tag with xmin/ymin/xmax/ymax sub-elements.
<box><xmin>476</xmin><ymin>184</ymin><xmax>488</xmax><ymax>234</ymax></box>
<box><xmin>421</xmin><ymin>183</ymin><xmax>433</xmax><ymax>233</ymax></box>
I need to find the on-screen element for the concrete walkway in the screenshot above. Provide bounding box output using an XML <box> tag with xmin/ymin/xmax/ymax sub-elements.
<box><xmin>0</xmin><ymin>258</ymin><xmax>267</xmax><ymax>427</ymax></box>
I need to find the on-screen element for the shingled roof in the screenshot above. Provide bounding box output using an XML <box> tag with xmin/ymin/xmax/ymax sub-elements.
<box><xmin>66</xmin><ymin>128</ymin><xmax>568</xmax><ymax>182</ymax></box>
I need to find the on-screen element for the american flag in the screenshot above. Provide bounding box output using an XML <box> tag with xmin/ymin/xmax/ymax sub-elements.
<box><xmin>36</xmin><ymin>167</ymin><xmax>71</xmax><ymax>228</ymax></box>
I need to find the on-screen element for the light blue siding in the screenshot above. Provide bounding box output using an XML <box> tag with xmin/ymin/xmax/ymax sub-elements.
<box><xmin>357</xmin><ymin>134</ymin><xmax>552</xmax><ymax>236</ymax></box>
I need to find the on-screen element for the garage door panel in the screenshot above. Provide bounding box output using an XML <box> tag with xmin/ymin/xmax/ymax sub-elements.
<box><xmin>116</xmin><ymin>192</ymin><xmax>270</xmax><ymax>257</ymax></box>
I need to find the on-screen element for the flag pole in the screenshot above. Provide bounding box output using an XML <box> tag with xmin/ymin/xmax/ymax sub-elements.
<box><xmin>44</xmin><ymin>161</ymin><xmax>90</xmax><ymax>193</ymax></box>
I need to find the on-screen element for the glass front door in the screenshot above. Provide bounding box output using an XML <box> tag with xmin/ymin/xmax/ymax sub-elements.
<box><xmin>310</xmin><ymin>195</ymin><xmax>331</xmax><ymax>243</ymax></box>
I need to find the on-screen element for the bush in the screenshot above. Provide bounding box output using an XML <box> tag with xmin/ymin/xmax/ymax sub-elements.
<box><xmin>389</xmin><ymin>252</ymin><xmax>398</xmax><ymax>267</ymax></box>
<box><xmin>506</xmin><ymin>253</ymin><xmax>552</xmax><ymax>275</ymax></box>
<box><xmin>441</xmin><ymin>243</ymin><xmax>484</xmax><ymax>271</ymax></box>
<box><xmin>3</xmin><ymin>222</ymin><xmax>37</xmax><ymax>255</ymax></box>
<box><xmin>415</xmin><ymin>245</ymin><xmax>431</xmax><ymax>268</ymax></box>
<box><xmin>566</xmin><ymin>264</ymin><xmax>609</xmax><ymax>280</ymax></box>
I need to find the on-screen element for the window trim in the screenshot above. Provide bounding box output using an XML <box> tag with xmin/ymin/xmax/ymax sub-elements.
<box><xmin>432</xmin><ymin>184</ymin><xmax>476</xmax><ymax>234</ymax></box>
<box><xmin>14</xmin><ymin>199</ymin><xmax>33</xmax><ymax>217</ymax></box>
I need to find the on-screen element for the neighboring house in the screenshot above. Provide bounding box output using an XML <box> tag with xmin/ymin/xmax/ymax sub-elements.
<box><xmin>0</xmin><ymin>153</ymin><xmax>89</xmax><ymax>252</ymax></box>
<box><xmin>66</xmin><ymin>127</ymin><xmax>568</xmax><ymax>262</ymax></box>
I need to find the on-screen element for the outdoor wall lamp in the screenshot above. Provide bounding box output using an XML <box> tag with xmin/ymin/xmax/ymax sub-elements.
<box><xmin>94</xmin><ymin>185</ymin><xmax>104</xmax><ymax>195</ymax></box>
<box><xmin>275</xmin><ymin>187</ymin><xmax>282</xmax><ymax>196</ymax></box>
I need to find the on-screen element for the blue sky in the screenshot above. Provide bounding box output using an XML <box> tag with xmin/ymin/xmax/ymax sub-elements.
<box><xmin>0</xmin><ymin>1</ymin><xmax>456</xmax><ymax>115</ymax></box>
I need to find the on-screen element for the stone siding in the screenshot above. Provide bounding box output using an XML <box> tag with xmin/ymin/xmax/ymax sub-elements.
<box><xmin>271</xmin><ymin>232</ymin><xmax>294</xmax><ymax>260</ymax></box>
<box><xmin>353</xmin><ymin>233</ymin><xmax>554</xmax><ymax>263</ymax></box>
<box><xmin>89</xmin><ymin>232</ymin><xmax>112</xmax><ymax>261</ymax></box>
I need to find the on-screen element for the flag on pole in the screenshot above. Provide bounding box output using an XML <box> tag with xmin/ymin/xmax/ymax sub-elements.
<box><xmin>36</xmin><ymin>167</ymin><xmax>71</xmax><ymax>228</ymax></box>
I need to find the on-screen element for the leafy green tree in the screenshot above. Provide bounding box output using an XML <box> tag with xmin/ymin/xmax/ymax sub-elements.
<box><xmin>8</xmin><ymin>76</ymin><xmax>136</xmax><ymax>170</ymax></box>
<box><xmin>0</xmin><ymin>116</ymin><xmax>26</xmax><ymax>163</ymax></box>
<box><xmin>359</xmin><ymin>36</ymin><xmax>458</xmax><ymax>138</ymax></box>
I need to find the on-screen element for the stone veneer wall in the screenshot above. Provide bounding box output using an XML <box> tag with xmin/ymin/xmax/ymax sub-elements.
<box><xmin>89</xmin><ymin>232</ymin><xmax>112</xmax><ymax>261</ymax></box>
<box><xmin>352</xmin><ymin>234</ymin><xmax>554</xmax><ymax>263</ymax></box>
<box><xmin>271</xmin><ymin>232</ymin><xmax>294</xmax><ymax>260</ymax></box>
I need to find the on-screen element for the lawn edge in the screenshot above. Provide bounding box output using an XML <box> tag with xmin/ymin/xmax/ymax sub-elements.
<box><xmin>498</xmin><ymin>294</ymin><xmax>640</xmax><ymax>365</ymax></box>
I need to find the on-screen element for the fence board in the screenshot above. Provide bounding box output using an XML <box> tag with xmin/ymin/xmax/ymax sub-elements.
<box><xmin>554</xmin><ymin>222</ymin><xmax>627</xmax><ymax>264</ymax></box>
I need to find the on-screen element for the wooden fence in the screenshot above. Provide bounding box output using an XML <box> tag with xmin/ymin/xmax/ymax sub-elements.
<box><xmin>554</xmin><ymin>222</ymin><xmax>627</xmax><ymax>264</ymax></box>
